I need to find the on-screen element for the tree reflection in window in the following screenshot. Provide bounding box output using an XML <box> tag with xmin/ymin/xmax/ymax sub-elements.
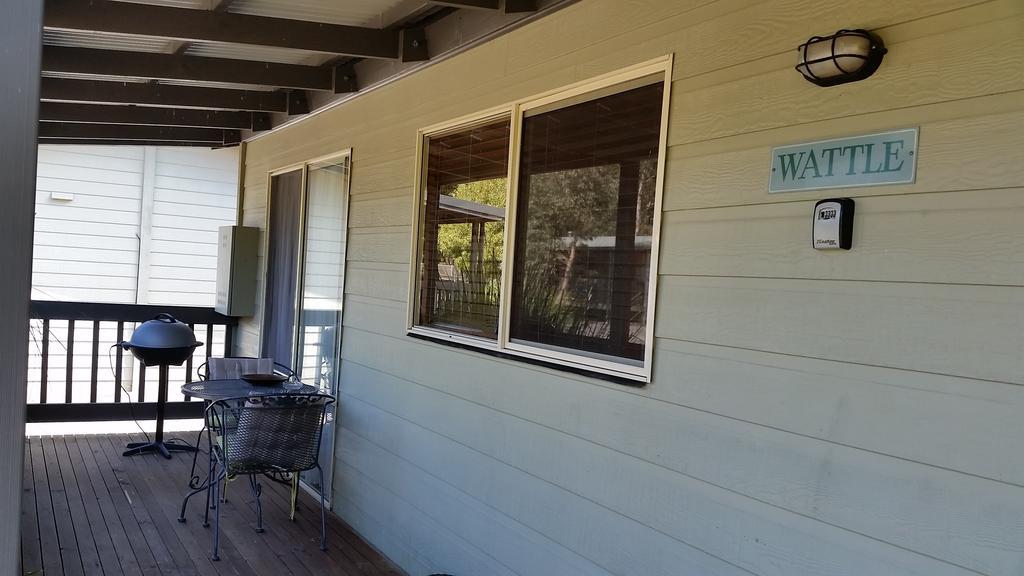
<box><xmin>510</xmin><ymin>82</ymin><xmax>664</xmax><ymax>364</ymax></box>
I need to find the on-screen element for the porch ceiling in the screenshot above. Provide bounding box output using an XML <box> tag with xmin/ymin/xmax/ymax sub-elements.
<box><xmin>38</xmin><ymin>0</ymin><xmax>540</xmax><ymax>147</ymax></box>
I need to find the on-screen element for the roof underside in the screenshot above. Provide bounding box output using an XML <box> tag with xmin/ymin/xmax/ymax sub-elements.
<box><xmin>38</xmin><ymin>0</ymin><xmax>546</xmax><ymax>147</ymax></box>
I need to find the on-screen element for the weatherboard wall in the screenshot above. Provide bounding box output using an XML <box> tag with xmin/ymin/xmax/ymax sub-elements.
<box><xmin>237</xmin><ymin>1</ymin><xmax>1024</xmax><ymax>575</ymax></box>
<box><xmin>32</xmin><ymin>144</ymin><xmax>239</xmax><ymax>306</ymax></box>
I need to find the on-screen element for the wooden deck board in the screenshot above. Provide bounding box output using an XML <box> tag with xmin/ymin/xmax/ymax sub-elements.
<box><xmin>23</xmin><ymin>435</ymin><xmax>404</xmax><ymax>576</ymax></box>
<box><xmin>55</xmin><ymin>436</ymin><xmax>109</xmax><ymax>576</ymax></box>
<box><xmin>61</xmin><ymin>437</ymin><xmax>127</xmax><ymax>576</ymax></box>
<box><xmin>71</xmin><ymin>435</ymin><xmax>153</xmax><ymax>576</ymax></box>
<box><xmin>148</xmin><ymin>433</ymin><xmax>345</xmax><ymax>576</ymax></box>
<box><xmin>21</xmin><ymin>443</ymin><xmax>43</xmax><ymax>576</ymax></box>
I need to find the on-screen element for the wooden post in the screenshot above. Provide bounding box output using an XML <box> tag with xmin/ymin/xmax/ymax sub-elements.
<box><xmin>0</xmin><ymin>0</ymin><xmax>42</xmax><ymax>572</ymax></box>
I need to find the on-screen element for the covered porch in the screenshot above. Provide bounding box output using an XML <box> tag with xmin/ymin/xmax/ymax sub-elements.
<box><xmin>4</xmin><ymin>0</ymin><xmax>1024</xmax><ymax>575</ymax></box>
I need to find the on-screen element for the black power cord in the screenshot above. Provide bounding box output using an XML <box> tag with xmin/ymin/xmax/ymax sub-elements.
<box><xmin>108</xmin><ymin>344</ymin><xmax>151</xmax><ymax>442</ymax></box>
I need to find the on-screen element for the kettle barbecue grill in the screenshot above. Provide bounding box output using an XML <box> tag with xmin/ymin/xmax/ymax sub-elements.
<box><xmin>121</xmin><ymin>313</ymin><xmax>203</xmax><ymax>366</ymax></box>
<box><xmin>119</xmin><ymin>313</ymin><xmax>203</xmax><ymax>459</ymax></box>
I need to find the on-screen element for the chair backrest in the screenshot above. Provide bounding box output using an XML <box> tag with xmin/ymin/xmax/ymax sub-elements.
<box><xmin>212</xmin><ymin>394</ymin><xmax>334</xmax><ymax>475</ymax></box>
<box><xmin>203</xmin><ymin>357</ymin><xmax>278</xmax><ymax>380</ymax></box>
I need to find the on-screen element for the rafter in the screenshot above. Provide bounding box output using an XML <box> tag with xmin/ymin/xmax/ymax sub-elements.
<box><xmin>38</xmin><ymin>139</ymin><xmax>225</xmax><ymax>147</ymax></box>
<box><xmin>42</xmin><ymin>46</ymin><xmax>334</xmax><ymax>91</ymax></box>
<box><xmin>39</xmin><ymin>122</ymin><xmax>238</xmax><ymax>145</ymax></box>
<box><xmin>40</xmin><ymin>78</ymin><xmax>288</xmax><ymax>112</ymax></box>
<box><xmin>44</xmin><ymin>0</ymin><xmax>401</xmax><ymax>59</ymax></box>
<box><xmin>39</xmin><ymin>102</ymin><xmax>270</xmax><ymax>130</ymax></box>
<box><xmin>426</xmin><ymin>0</ymin><xmax>535</xmax><ymax>11</ymax></box>
<box><xmin>427</xmin><ymin>0</ymin><xmax>500</xmax><ymax>9</ymax></box>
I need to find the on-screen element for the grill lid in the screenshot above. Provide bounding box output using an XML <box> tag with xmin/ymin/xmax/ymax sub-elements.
<box><xmin>120</xmin><ymin>313</ymin><xmax>203</xmax><ymax>366</ymax></box>
<box><xmin>128</xmin><ymin>313</ymin><xmax>201</xmax><ymax>350</ymax></box>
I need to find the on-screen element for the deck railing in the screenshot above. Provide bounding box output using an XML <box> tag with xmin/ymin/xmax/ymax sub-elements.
<box><xmin>26</xmin><ymin>301</ymin><xmax>237</xmax><ymax>423</ymax></box>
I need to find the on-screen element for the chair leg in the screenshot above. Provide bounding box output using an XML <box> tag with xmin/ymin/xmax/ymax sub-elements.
<box><xmin>248</xmin><ymin>474</ymin><xmax>264</xmax><ymax>533</ymax></box>
<box><xmin>204</xmin><ymin>433</ymin><xmax>215</xmax><ymax>527</ymax></box>
<box><xmin>211</xmin><ymin>463</ymin><xmax>225</xmax><ymax>561</ymax></box>
<box><xmin>178</xmin><ymin>427</ymin><xmax>209</xmax><ymax>523</ymax></box>
<box><xmin>316</xmin><ymin>465</ymin><xmax>327</xmax><ymax>551</ymax></box>
<box><xmin>186</xmin><ymin>426</ymin><xmax>206</xmax><ymax>489</ymax></box>
<box><xmin>289</xmin><ymin>474</ymin><xmax>299</xmax><ymax>521</ymax></box>
<box><xmin>178</xmin><ymin>481</ymin><xmax>207</xmax><ymax>524</ymax></box>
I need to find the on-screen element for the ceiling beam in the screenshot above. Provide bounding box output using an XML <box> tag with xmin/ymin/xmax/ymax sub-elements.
<box><xmin>38</xmin><ymin>102</ymin><xmax>269</xmax><ymax>130</ymax></box>
<box><xmin>39</xmin><ymin>122</ymin><xmax>238</xmax><ymax>145</ymax></box>
<box><xmin>40</xmin><ymin>78</ymin><xmax>289</xmax><ymax>112</ymax></box>
<box><xmin>44</xmin><ymin>0</ymin><xmax>401</xmax><ymax>59</ymax></box>
<box><xmin>172</xmin><ymin>0</ymin><xmax>239</xmax><ymax>56</ymax></box>
<box><xmin>39</xmin><ymin>139</ymin><xmax>225</xmax><ymax>147</ymax></box>
<box><xmin>42</xmin><ymin>46</ymin><xmax>334</xmax><ymax>91</ymax></box>
<box><xmin>427</xmin><ymin>0</ymin><xmax>499</xmax><ymax>9</ymax></box>
<box><xmin>427</xmin><ymin>0</ymin><xmax>535</xmax><ymax>12</ymax></box>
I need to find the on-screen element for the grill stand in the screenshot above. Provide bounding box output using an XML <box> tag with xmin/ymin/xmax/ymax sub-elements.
<box><xmin>123</xmin><ymin>365</ymin><xmax>197</xmax><ymax>459</ymax></box>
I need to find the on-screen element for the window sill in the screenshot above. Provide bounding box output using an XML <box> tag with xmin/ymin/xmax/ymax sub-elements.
<box><xmin>407</xmin><ymin>328</ymin><xmax>648</xmax><ymax>388</ymax></box>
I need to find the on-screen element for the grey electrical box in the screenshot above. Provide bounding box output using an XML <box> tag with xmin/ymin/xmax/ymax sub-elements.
<box><xmin>215</xmin><ymin>226</ymin><xmax>259</xmax><ymax>317</ymax></box>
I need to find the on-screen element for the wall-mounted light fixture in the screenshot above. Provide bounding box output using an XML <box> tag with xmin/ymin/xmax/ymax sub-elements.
<box><xmin>796</xmin><ymin>29</ymin><xmax>887</xmax><ymax>87</ymax></box>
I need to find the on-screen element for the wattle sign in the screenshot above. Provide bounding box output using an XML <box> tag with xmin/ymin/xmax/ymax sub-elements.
<box><xmin>769</xmin><ymin>128</ymin><xmax>918</xmax><ymax>193</ymax></box>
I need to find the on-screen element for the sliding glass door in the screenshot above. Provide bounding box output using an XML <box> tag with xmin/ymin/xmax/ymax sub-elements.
<box><xmin>261</xmin><ymin>153</ymin><xmax>351</xmax><ymax>502</ymax></box>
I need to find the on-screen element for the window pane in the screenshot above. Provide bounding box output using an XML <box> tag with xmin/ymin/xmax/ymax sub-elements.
<box><xmin>296</xmin><ymin>158</ymin><xmax>349</xmax><ymax>390</ymax></box>
<box><xmin>416</xmin><ymin>118</ymin><xmax>510</xmax><ymax>339</ymax></box>
<box><xmin>295</xmin><ymin>156</ymin><xmax>349</xmax><ymax>499</ymax></box>
<box><xmin>510</xmin><ymin>81</ymin><xmax>664</xmax><ymax>364</ymax></box>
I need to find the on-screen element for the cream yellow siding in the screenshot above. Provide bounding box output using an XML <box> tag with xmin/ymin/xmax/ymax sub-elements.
<box><xmin>238</xmin><ymin>1</ymin><xmax>1024</xmax><ymax>574</ymax></box>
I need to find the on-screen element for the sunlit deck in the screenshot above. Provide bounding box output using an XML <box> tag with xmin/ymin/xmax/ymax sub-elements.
<box><xmin>21</xmin><ymin>434</ymin><xmax>403</xmax><ymax>576</ymax></box>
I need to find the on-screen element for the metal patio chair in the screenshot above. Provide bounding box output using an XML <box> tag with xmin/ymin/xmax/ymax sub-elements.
<box><xmin>197</xmin><ymin>356</ymin><xmax>295</xmax><ymax>381</ymax></box>
<box><xmin>190</xmin><ymin>393</ymin><xmax>335</xmax><ymax>560</ymax></box>
<box><xmin>185</xmin><ymin>357</ymin><xmax>296</xmax><ymax>491</ymax></box>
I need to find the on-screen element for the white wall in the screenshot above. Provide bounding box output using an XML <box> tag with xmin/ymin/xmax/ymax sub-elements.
<box><xmin>33</xmin><ymin>145</ymin><xmax>144</xmax><ymax>303</ymax></box>
<box><xmin>239</xmin><ymin>1</ymin><xmax>1024</xmax><ymax>575</ymax></box>
<box><xmin>32</xmin><ymin>144</ymin><xmax>238</xmax><ymax>306</ymax></box>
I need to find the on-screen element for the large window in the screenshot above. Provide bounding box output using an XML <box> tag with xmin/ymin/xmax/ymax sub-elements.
<box><xmin>410</xmin><ymin>58</ymin><xmax>670</xmax><ymax>382</ymax></box>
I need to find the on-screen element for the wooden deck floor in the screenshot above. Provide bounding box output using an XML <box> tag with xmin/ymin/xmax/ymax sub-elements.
<box><xmin>21</xmin><ymin>434</ymin><xmax>403</xmax><ymax>576</ymax></box>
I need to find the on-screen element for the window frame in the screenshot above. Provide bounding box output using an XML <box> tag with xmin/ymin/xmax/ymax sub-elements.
<box><xmin>407</xmin><ymin>56</ymin><xmax>673</xmax><ymax>383</ymax></box>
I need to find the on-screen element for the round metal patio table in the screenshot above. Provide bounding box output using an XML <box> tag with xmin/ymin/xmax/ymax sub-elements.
<box><xmin>181</xmin><ymin>377</ymin><xmax>318</xmax><ymax>401</ymax></box>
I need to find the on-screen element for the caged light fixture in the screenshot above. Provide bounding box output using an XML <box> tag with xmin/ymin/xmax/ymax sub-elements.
<box><xmin>796</xmin><ymin>29</ymin><xmax>887</xmax><ymax>87</ymax></box>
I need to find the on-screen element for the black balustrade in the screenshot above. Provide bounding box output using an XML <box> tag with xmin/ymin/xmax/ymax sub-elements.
<box><xmin>26</xmin><ymin>300</ymin><xmax>237</xmax><ymax>423</ymax></box>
